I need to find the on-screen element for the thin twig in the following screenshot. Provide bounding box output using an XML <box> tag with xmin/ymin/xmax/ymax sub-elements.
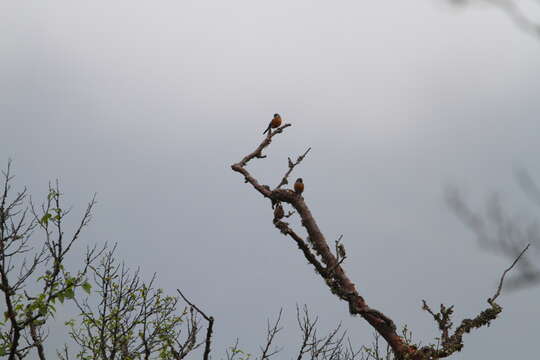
<box><xmin>177</xmin><ymin>289</ymin><xmax>214</xmax><ymax>360</ymax></box>
<box><xmin>276</xmin><ymin>147</ymin><xmax>312</xmax><ymax>189</ymax></box>
<box><xmin>489</xmin><ymin>243</ymin><xmax>531</xmax><ymax>303</ymax></box>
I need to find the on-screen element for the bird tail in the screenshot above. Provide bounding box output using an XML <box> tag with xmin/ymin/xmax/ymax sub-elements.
<box><xmin>263</xmin><ymin>125</ymin><xmax>271</xmax><ymax>134</ymax></box>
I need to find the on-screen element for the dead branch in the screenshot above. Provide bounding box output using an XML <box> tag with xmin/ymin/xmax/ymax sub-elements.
<box><xmin>420</xmin><ymin>243</ymin><xmax>530</xmax><ymax>358</ymax></box>
<box><xmin>489</xmin><ymin>243</ymin><xmax>530</xmax><ymax>302</ymax></box>
<box><xmin>232</xmin><ymin>122</ymin><xmax>532</xmax><ymax>360</ymax></box>
<box><xmin>231</xmin><ymin>124</ymin><xmax>408</xmax><ymax>358</ymax></box>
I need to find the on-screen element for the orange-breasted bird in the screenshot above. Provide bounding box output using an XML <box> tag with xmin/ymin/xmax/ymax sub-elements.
<box><xmin>294</xmin><ymin>178</ymin><xmax>304</xmax><ymax>195</ymax></box>
<box><xmin>263</xmin><ymin>113</ymin><xmax>282</xmax><ymax>134</ymax></box>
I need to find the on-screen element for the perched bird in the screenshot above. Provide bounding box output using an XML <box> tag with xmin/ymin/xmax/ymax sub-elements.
<box><xmin>294</xmin><ymin>178</ymin><xmax>304</xmax><ymax>195</ymax></box>
<box><xmin>337</xmin><ymin>243</ymin><xmax>347</xmax><ymax>259</ymax></box>
<box><xmin>263</xmin><ymin>113</ymin><xmax>282</xmax><ymax>134</ymax></box>
<box><xmin>273</xmin><ymin>203</ymin><xmax>284</xmax><ymax>222</ymax></box>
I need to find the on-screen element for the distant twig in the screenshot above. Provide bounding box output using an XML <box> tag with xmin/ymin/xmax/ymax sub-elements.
<box><xmin>259</xmin><ymin>309</ymin><xmax>283</xmax><ymax>360</ymax></box>
<box><xmin>276</xmin><ymin>148</ymin><xmax>311</xmax><ymax>189</ymax></box>
<box><xmin>177</xmin><ymin>289</ymin><xmax>214</xmax><ymax>360</ymax></box>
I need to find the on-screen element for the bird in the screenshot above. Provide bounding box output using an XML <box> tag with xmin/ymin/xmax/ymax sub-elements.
<box><xmin>337</xmin><ymin>243</ymin><xmax>347</xmax><ymax>259</ymax></box>
<box><xmin>294</xmin><ymin>178</ymin><xmax>304</xmax><ymax>195</ymax></box>
<box><xmin>273</xmin><ymin>203</ymin><xmax>284</xmax><ymax>222</ymax></box>
<box><xmin>263</xmin><ymin>114</ymin><xmax>282</xmax><ymax>135</ymax></box>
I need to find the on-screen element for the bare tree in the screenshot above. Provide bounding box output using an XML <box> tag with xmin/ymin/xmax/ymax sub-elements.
<box><xmin>231</xmin><ymin>123</ymin><xmax>529</xmax><ymax>359</ymax></box>
<box><xmin>294</xmin><ymin>304</ymin><xmax>363</xmax><ymax>360</ymax></box>
<box><xmin>224</xmin><ymin>305</ymin><xmax>368</xmax><ymax>360</ymax></box>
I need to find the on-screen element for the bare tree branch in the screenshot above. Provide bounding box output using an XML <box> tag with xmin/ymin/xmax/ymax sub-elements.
<box><xmin>177</xmin><ymin>289</ymin><xmax>214</xmax><ymax>360</ymax></box>
<box><xmin>489</xmin><ymin>243</ymin><xmax>530</xmax><ymax>302</ymax></box>
<box><xmin>231</xmin><ymin>125</ymin><xmax>408</xmax><ymax>357</ymax></box>
<box><xmin>232</xmin><ymin>122</ymin><xmax>532</xmax><ymax>360</ymax></box>
<box><xmin>420</xmin><ymin>243</ymin><xmax>530</xmax><ymax>358</ymax></box>
<box><xmin>258</xmin><ymin>309</ymin><xmax>283</xmax><ymax>360</ymax></box>
<box><xmin>276</xmin><ymin>148</ymin><xmax>312</xmax><ymax>189</ymax></box>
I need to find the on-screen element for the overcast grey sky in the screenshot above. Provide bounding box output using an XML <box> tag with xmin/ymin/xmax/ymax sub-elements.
<box><xmin>1</xmin><ymin>1</ymin><xmax>540</xmax><ymax>359</ymax></box>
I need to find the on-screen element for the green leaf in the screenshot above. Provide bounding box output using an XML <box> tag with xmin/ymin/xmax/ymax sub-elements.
<box><xmin>40</xmin><ymin>213</ymin><xmax>52</xmax><ymax>225</ymax></box>
<box><xmin>82</xmin><ymin>282</ymin><xmax>92</xmax><ymax>295</ymax></box>
<box><xmin>34</xmin><ymin>319</ymin><xmax>46</xmax><ymax>326</ymax></box>
<box><xmin>65</xmin><ymin>288</ymin><xmax>75</xmax><ymax>300</ymax></box>
<box><xmin>47</xmin><ymin>190</ymin><xmax>58</xmax><ymax>201</ymax></box>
